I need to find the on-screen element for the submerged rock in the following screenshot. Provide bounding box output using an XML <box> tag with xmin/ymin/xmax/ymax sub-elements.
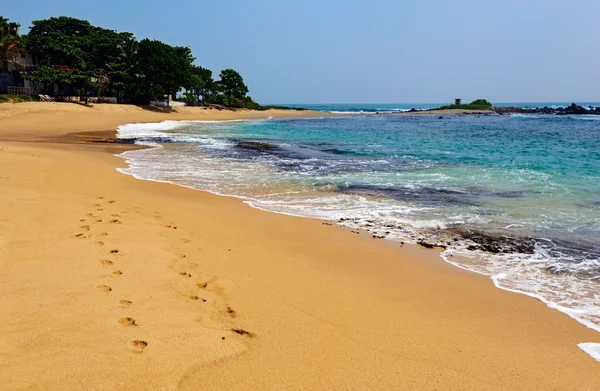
<box><xmin>96</xmin><ymin>138</ymin><xmax>138</xmax><ymax>144</ymax></box>
<box><xmin>461</xmin><ymin>231</ymin><xmax>535</xmax><ymax>254</ymax></box>
<box><xmin>235</xmin><ymin>141</ymin><xmax>278</xmax><ymax>151</ymax></box>
<box><xmin>417</xmin><ymin>240</ymin><xmax>447</xmax><ymax>250</ymax></box>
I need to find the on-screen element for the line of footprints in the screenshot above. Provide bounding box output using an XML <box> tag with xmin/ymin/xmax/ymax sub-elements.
<box><xmin>74</xmin><ymin>196</ymin><xmax>254</xmax><ymax>354</ymax></box>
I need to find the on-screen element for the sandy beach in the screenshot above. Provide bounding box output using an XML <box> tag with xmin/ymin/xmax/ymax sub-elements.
<box><xmin>0</xmin><ymin>103</ymin><xmax>598</xmax><ymax>390</ymax></box>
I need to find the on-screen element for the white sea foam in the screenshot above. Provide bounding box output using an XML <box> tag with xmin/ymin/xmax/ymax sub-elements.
<box><xmin>117</xmin><ymin>121</ymin><xmax>184</xmax><ymax>138</ymax></box>
<box><xmin>116</xmin><ymin>119</ymin><xmax>247</xmax><ymax>138</ymax></box>
<box><xmin>329</xmin><ymin>108</ymin><xmax>427</xmax><ymax>114</ymax></box>
<box><xmin>509</xmin><ymin>113</ymin><xmax>600</xmax><ymax>121</ymax></box>
<box><xmin>578</xmin><ymin>343</ymin><xmax>600</xmax><ymax>362</ymax></box>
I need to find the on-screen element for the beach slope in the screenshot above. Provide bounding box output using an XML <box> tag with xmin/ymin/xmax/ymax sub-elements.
<box><xmin>0</xmin><ymin>103</ymin><xmax>598</xmax><ymax>390</ymax></box>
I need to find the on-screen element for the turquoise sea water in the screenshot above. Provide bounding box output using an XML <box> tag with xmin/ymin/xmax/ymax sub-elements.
<box><xmin>116</xmin><ymin>105</ymin><xmax>600</xmax><ymax>357</ymax></box>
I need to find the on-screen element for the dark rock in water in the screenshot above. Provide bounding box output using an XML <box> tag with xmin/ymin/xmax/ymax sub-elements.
<box><xmin>97</xmin><ymin>138</ymin><xmax>138</xmax><ymax>144</ymax></box>
<box><xmin>417</xmin><ymin>240</ymin><xmax>435</xmax><ymax>249</ymax></box>
<box><xmin>417</xmin><ymin>240</ymin><xmax>446</xmax><ymax>249</ymax></box>
<box><xmin>235</xmin><ymin>141</ymin><xmax>278</xmax><ymax>151</ymax></box>
<box><xmin>438</xmin><ymin>116</ymin><xmax>443</xmax><ymax>119</ymax></box>
<box><xmin>494</xmin><ymin>103</ymin><xmax>598</xmax><ymax>116</ymax></box>
<box><xmin>461</xmin><ymin>231</ymin><xmax>535</xmax><ymax>254</ymax></box>
<box><xmin>410</xmin><ymin>108</ymin><xmax>417</xmax><ymax>112</ymax></box>
<box><xmin>561</xmin><ymin>103</ymin><xmax>589</xmax><ymax>115</ymax></box>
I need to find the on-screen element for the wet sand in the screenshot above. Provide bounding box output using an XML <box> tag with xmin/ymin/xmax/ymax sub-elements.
<box><xmin>0</xmin><ymin>103</ymin><xmax>598</xmax><ymax>390</ymax></box>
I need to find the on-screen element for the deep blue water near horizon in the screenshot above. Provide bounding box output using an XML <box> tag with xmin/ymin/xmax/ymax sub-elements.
<box><xmin>116</xmin><ymin>108</ymin><xmax>600</xmax><ymax>359</ymax></box>
<box><xmin>274</xmin><ymin>102</ymin><xmax>600</xmax><ymax>113</ymax></box>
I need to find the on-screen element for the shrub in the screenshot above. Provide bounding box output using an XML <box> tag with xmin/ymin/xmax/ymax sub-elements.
<box><xmin>182</xmin><ymin>91</ymin><xmax>198</xmax><ymax>106</ymax></box>
<box><xmin>0</xmin><ymin>94</ymin><xmax>37</xmax><ymax>103</ymax></box>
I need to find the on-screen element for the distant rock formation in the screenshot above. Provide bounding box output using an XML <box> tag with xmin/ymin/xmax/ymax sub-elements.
<box><xmin>494</xmin><ymin>103</ymin><xmax>600</xmax><ymax>115</ymax></box>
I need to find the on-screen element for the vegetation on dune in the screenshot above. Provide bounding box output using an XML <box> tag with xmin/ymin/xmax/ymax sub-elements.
<box><xmin>438</xmin><ymin>99</ymin><xmax>493</xmax><ymax>111</ymax></box>
<box><xmin>1</xmin><ymin>15</ymin><xmax>291</xmax><ymax>110</ymax></box>
<box><xmin>0</xmin><ymin>94</ymin><xmax>36</xmax><ymax>103</ymax></box>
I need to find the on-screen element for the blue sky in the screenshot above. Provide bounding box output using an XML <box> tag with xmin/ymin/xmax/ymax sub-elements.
<box><xmin>4</xmin><ymin>0</ymin><xmax>599</xmax><ymax>104</ymax></box>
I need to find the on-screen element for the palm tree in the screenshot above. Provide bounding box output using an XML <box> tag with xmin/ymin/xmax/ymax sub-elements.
<box><xmin>106</xmin><ymin>35</ymin><xmax>139</xmax><ymax>101</ymax></box>
<box><xmin>0</xmin><ymin>17</ymin><xmax>24</xmax><ymax>72</ymax></box>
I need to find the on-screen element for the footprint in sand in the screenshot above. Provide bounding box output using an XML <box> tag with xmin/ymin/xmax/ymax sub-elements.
<box><xmin>110</xmin><ymin>219</ymin><xmax>122</xmax><ymax>224</ymax></box>
<box><xmin>80</xmin><ymin>225</ymin><xmax>90</xmax><ymax>231</ymax></box>
<box><xmin>99</xmin><ymin>232</ymin><xmax>109</xmax><ymax>237</ymax></box>
<box><xmin>96</xmin><ymin>241</ymin><xmax>105</xmax><ymax>246</ymax></box>
<box><xmin>85</xmin><ymin>213</ymin><xmax>94</xmax><ymax>217</ymax></box>
<box><xmin>73</xmin><ymin>233</ymin><xmax>88</xmax><ymax>239</ymax></box>
<box><xmin>99</xmin><ymin>259</ymin><xmax>114</xmax><ymax>267</ymax></box>
<box><xmin>108</xmin><ymin>200</ymin><xmax>116</xmax><ymax>204</ymax></box>
<box><xmin>111</xmin><ymin>213</ymin><xmax>120</xmax><ymax>218</ymax></box>
<box><xmin>131</xmin><ymin>340</ymin><xmax>148</xmax><ymax>353</ymax></box>
<box><xmin>113</xmin><ymin>270</ymin><xmax>123</xmax><ymax>276</ymax></box>
<box><xmin>231</xmin><ymin>328</ymin><xmax>255</xmax><ymax>338</ymax></box>
<box><xmin>94</xmin><ymin>203</ymin><xmax>102</xmax><ymax>207</ymax></box>
<box><xmin>110</xmin><ymin>249</ymin><xmax>119</xmax><ymax>254</ymax></box>
<box><xmin>118</xmin><ymin>317</ymin><xmax>137</xmax><ymax>327</ymax></box>
<box><xmin>120</xmin><ymin>300</ymin><xmax>133</xmax><ymax>308</ymax></box>
<box><xmin>188</xmin><ymin>295</ymin><xmax>206</xmax><ymax>302</ymax></box>
<box><xmin>197</xmin><ymin>282</ymin><xmax>208</xmax><ymax>289</ymax></box>
<box><xmin>97</xmin><ymin>208</ymin><xmax>104</xmax><ymax>212</ymax></box>
<box><xmin>226</xmin><ymin>307</ymin><xmax>236</xmax><ymax>318</ymax></box>
<box><xmin>182</xmin><ymin>238</ymin><xmax>191</xmax><ymax>244</ymax></box>
<box><xmin>97</xmin><ymin>285</ymin><xmax>112</xmax><ymax>293</ymax></box>
<box><xmin>97</xmin><ymin>197</ymin><xmax>105</xmax><ymax>200</ymax></box>
<box><xmin>96</xmin><ymin>219</ymin><xmax>103</xmax><ymax>223</ymax></box>
<box><xmin>179</xmin><ymin>272</ymin><xmax>192</xmax><ymax>278</ymax></box>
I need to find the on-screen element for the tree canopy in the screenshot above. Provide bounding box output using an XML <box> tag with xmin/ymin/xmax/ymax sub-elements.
<box><xmin>2</xmin><ymin>15</ymin><xmax>258</xmax><ymax>106</ymax></box>
<box><xmin>218</xmin><ymin>69</ymin><xmax>249</xmax><ymax>106</ymax></box>
<box><xmin>187</xmin><ymin>65</ymin><xmax>214</xmax><ymax>106</ymax></box>
<box><xmin>0</xmin><ymin>17</ymin><xmax>23</xmax><ymax>71</ymax></box>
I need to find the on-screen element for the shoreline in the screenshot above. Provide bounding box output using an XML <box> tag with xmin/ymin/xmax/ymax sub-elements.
<box><xmin>1</xmin><ymin>103</ymin><xmax>599</xmax><ymax>390</ymax></box>
<box><xmin>114</xmin><ymin>115</ymin><xmax>600</xmax><ymax>343</ymax></box>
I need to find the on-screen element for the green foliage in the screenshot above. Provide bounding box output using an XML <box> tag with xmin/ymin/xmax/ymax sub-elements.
<box><xmin>217</xmin><ymin>69</ymin><xmax>249</xmax><ymax>106</ymax></box>
<box><xmin>0</xmin><ymin>94</ymin><xmax>36</xmax><ymax>103</ymax></box>
<box><xmin>129</xmin><ymin>39</ymin><xmax>194</xmax><ymax>103</ymax></box>
<box><xmin>26</xmin><ymin>17</ymin><xmax>95</xmax><ymax>69</ymax></box>
<box><xmin>0</xmin><ymin>16</ymin><xmax>24</xmax><ymax>71</ymax></box>
<box><xmin>469</xmin><ymin>99</ymin><xmax>492</xmax><ymax>107</ymax></box>
<box><xmin>25</xmin><ymin>65</ymin><xmax>76</xmax><ymax>84</ymax></box>
<box><xmin>14</xmin><ymin>15</ymin><xmax>264</xmax><ymax>108</ymax></box>
<box><xmin>186</xmin><ymin>65</ymin><xmax>214</xmax><ymax>105</ymax></box>
<box><xmin>182</xmin><ymin>90</ymin><xmax>198</xmax><ymax>106</ymax></box>
<box><xmin>438</xmin><ymin>99</ymin><xmax>493</xmax><ymax>111</ymax></box>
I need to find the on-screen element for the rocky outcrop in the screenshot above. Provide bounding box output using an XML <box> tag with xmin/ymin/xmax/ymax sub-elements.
<box><xmin>494</xmin><ymin>103</ymin><xmax>600</xmax><ymax>115</ymax></box>
<box><xmin>235</xmin><ymin>141</ymin><xmax>278</xmax><ymax>151</ymax></box>
<box><xmin>461</xmin><ymin>232</ymin><xmax>536</xmax><ymax>254</ymax></box>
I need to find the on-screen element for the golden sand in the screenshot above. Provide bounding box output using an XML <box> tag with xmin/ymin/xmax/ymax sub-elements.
<box><xmin>0</xmin><ymin>103</ymin><xmax>598</xmax><ymax>390</ymax></box>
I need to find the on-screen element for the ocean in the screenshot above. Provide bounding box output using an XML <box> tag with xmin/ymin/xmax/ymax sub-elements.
<box><xmin>116</xmin><ymin>103</ymin><xmax>600</xmax><ymax>359</ymax></box>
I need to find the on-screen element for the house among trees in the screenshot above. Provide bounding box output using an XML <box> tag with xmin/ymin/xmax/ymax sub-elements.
<box><xmin>0</xmin><ymin>53</ymin><xmax>40</xmax><ymax>95</ymax></box>
<box><xmin>0</xmin><ymin>17</ymin><xmax>38</xmax><ymax>94</ymax></box>
<box><xmin>1</xmin><ymin>15</ymin><xmax>259</xmax><ymax>108</ymax></box>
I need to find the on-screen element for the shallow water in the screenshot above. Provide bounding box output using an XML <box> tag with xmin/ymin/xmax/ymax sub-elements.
<box><xmin>116</xmin><ymin>111</ymin><xmax>600</xmax><ymax>357</ymax></box>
